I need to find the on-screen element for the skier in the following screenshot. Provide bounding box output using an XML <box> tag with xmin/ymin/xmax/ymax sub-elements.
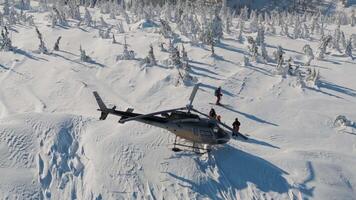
<box><xmin>209</xmin><ymin>108</ymin><xmax>217</xmax><ymax>119</ymax></box>
<box><xmin>215</xmin><ymin>86</ymin><xmax>223</xmax><ymax>105</ymax></box>
<box><xmin>232</xmin><ymin>118</ymin><xmax>241</xmax><ymax>136</ymax></box>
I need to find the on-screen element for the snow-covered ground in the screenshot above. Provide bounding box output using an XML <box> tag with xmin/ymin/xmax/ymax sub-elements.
<box><xmin>1</xmin><ymin>1</ymin><xmax>356</xmax><ymax>200</ymax></box>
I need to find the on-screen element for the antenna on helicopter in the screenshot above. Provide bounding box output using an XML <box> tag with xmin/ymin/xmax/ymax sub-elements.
<box><xmin>187</xmin><ymin>83</ymin><xmax>200</xmax><ymax>113</ymax></box>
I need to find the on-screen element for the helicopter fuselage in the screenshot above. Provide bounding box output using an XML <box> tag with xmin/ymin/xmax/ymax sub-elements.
<box><xmin>104</xmin><ymin>109</ymin><xmax>231</xmax><ymax>145</ymax></box>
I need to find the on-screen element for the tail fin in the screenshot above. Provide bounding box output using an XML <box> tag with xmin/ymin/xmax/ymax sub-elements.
<box><xmin>93</xmin><ymin>91</ymin><xmax>109</xmax><ymax>120</ymax></box>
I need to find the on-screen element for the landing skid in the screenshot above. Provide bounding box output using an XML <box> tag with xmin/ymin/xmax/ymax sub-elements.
<box><xmin>172</xmin><ymin>136</ymin><xmax>211</xmax><ymax>154</ymax></box>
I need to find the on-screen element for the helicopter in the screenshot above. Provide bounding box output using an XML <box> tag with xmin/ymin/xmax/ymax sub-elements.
<box><xmin>93</xmin><ymin>84</ymin><xmax>248</xmax><ymax>153</ymax></box>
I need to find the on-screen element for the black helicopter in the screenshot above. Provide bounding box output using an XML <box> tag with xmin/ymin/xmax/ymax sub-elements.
<box><xmin>93</xmin><ymin>84</ymin><xmax>247</xmax><ymax>153</ymax></box>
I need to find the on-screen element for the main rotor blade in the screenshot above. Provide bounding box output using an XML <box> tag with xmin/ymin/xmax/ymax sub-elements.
<box><xmin>118</xmin><ymin>107</ymin><xmax>186</xmax><ymax>123</ymax></box>
<box><xmin>191</xmin><ymin>108</ymin><xmax>248</xmax><ymax>140</ymax></box>
<box><xmin>187</xmin><ymin>83</ymin><xmax>200</xmax><ymax>111</ymax></box>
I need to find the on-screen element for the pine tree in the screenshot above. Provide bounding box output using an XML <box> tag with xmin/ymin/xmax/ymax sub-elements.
<box><xmin>80</xmin><ymin>45</ymin><xmax>91</xmax><ymax>62</ymax></box>
<box><xmin>345</xmin><ymin>38</ymin><xmax>353</xmax><ymax>59</ymax></box>
<box><xmin>247</xmin><ymin>36</ymin><xmax>258</xmax><ymax>61</ymax></box>
<box><xmin>273</xmin><ymin>45</ymin><xmax>285</xmax><ymax>65</ymax></box>
<box><xmin>211</xmin><ymin>12</ymin><xmax>223</xmax><ymax>42</ymax></box>
<box><xmin>0</xmin><ymin>26</ymin><xmax>13</xmax><ymax>51</ymax></box>
<box><xmin>53</xmin><ymin>36</ymin><xmax>61</xmax><ymax>51</ymax></box>
<box><xmin>302</xmin><ymin>44</ymin><xmax>314</xmax><ymax>66</ymax></box>
<box><xmin>144</xmin><ymin>44</ymin><xmax>156</xmax><ymax>66</ymax></box>
<box><xmin>317</xmin><ymin>35</ymin><xmax>332</xmax><ymax>60</ymax></box>
<box><xmin>84</xmin><ymin>7</ymin><xmax>93</xmax><ymax>26</ymax></box>
<box><xmin>261</xmin><ymin>43</ymin><xmax>269</xmax><ymax>62</ymax></box>
<box><xmin>35</xmin><ymin>27</ymin><xmax>48</xmax><ymax>54</ymax></box>
<box><xmin>255</xmin><ymin>25</ymin><xmax>265</xmax><ymax>46</ymax></box>
<box><xmin>237</xmin><ymin>19</ymin><xmax>244</xmax><ymax>43</ymax></box>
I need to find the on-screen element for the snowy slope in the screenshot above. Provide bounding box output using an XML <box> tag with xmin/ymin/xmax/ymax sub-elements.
<box><xmin>1</xmin><ymin>3</ymin><xmax>356</xmax><ymax>200</ymax></box>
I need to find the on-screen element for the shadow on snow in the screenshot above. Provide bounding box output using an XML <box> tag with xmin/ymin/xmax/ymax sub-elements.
<box><xmin>167</xmin><ymin>145</ymin><xmax>290</xmax><ymax>198</ymax></box>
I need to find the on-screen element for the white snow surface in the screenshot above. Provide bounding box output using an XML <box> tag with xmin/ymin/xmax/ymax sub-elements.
<box><xmin>1</xmin><ymin>5</ymin><xmax>356</xmax><ymax>200</ymax></box>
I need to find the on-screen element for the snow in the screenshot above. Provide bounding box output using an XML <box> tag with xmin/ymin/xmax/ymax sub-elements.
<box><xmin>1</xmin><ymin>1</ymin><xmax>356</xmax><ymax>200</ymax></box>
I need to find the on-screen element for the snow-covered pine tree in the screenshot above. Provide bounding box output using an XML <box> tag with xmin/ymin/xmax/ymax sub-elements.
<box><xmin>302</xmin><ymin>23</ymin><xmax>310</xmax><ymax>39</ymax></box>
<box><xmin>237</xmin><ymin>19</ymin><xmax>244</xmax><ymax>43</ymax></box>
<box><xmin>273</xmin><ymin>45</ymin><xmax>284</xmax><ymax>63</ymax></box>
<box><xmin>112</xmin><ymin>34</ymin><xmax>116</xmax><ymax>44</ymax></box>
<box><xmin>255</xmin><ymin>25</ymin><xmax>265</xmax><ymax>46</ymax></box>
<box><xmin>261</xmin><ymin>43</ymin><xmax>269</xmax><ymax>62</ymax></box>
<box><xmin>302</xmin><ymin>44</ymin><xmax>314</xmax><ymax>66</ymax></box>
<box><xmin>352</xmin><ymin>34</ymin><xmax>356</xmax><ymax>49</ymax></box>
<box><xmin>169</xmin><ymin>46</ymin><xmax>181</xmax><ymax>68</ymax></box>
<box><xmin>159</xmin><ymin>18</ymin><xmax>173</xmax><ymax>38</ymax></box>
<box><xmin>293</xmin><ymin>16</ymin><xmax>301</xmax><ymax>39</ymax></box>
<box><xmin>35</xmin><ymin>27</ymin><xmax>48</xmax><ymax>54</ymax></box>
<box><xmin>0</xmin><ymin>26</ymin><xmax>13</xmax><ymax>51</ymax></box>
<box><xmin>317</xmin><ymin>35</ymin><xmax>332</xmax><ymax>60</ymax></box>
<box><xmin>351</xmin><ymin>10</ymin><xmax>356</xmax><ymax>27</ymax></box>
<box><xmin>117</xmin><ymin>36</ymin><xmax>135</xmax><ymax>60</ymax></box>
<box><xmin>247</xmin><ymin>36</ymin><xmax>258</xmax><ymax>61</ymax></box>
<box><xmin>117</xmin><ymin>21</ymin><xmax>125</xmax><ymax>33</ymax></box>
<box><xmin>211</xmin><ymin>12</ymin><xmax>223</xmax><ymax>43</ymax></box>
<box><xmin>181</xmin><ymin>44</ymin><xmax>188</xmax><ymax>63</ymax></box>
<box><xmin>53</xmin><ymin>36</ymin><xmax>61</xmax><ymax>51</ymax></box>
<box><xmin>243</xmin><ymin>56</ymin><xmax>250</xmax><ymax>67</ymax></box>
<box><xmin>144</xmin><ymin>44</ymin><xmax>156</xmax><ymax>66</ymax></box>
<box><xmin>345</xmin><ymin>37</ymin><xmax>353</xmax><ymax>59</ymax></box>
<box><xmin>84</xmin><ymin>7</ymin><xmax>93</xmax><ymax>26</ymax></box>
<box><xmin>332</xmin><ymin>25</ymin><xmax>341</xmax><ymax>52</ymax></box>
<box><xmin>3</xmin><ymin>0</ymin><xmax>10</xmax><ymax>16</ymax></box>
<box><xmin>340</xmin><ymin>31</ymin><xmax>347</xmax><ymax>49</ymax></box>
<box><xmin>80</xmin><ymin>45</ymin><xmax>91</xmax><ymax>62</ymax></box>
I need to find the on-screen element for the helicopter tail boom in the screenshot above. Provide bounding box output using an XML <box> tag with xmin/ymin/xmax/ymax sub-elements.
<box><xmin>93</xmin><ymin>91</ymin><xmax>109</xmax><ymax>120</ymax></box>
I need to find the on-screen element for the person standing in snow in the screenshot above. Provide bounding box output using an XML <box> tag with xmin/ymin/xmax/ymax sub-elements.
<box><xmin>215</xmin><ymin>86</ymin><xmax>223</xmax><ymax>105</ymax></box>
<box><xmin>232</xmin><ymin>118</ymin><xmax>241</xmax><ymax>136</ymax></box>
<box><xmin>209</xmin><ymin>108</ymin><xmax>217</xmax><ymax>119</ymax></box>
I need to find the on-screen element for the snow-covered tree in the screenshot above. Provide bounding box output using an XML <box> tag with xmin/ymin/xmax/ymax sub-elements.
<box><xmin>144</xmin><ymin>44</ymin><xmax>156</xmax><ymax>66</ymax></box>
<box><xmin>351</xmin><ymin>10</ymin><xmax>356</xmax><ymax>27</ymax></box>
<box><xmin>80</xmin><ymin>45</ymin><xmax>91</xmax><ymax>62</ymax></box>
<box><xmin>260</xmin><ymin>43</ymin><xmax>269</xmax><ymax>62</ymax></box>
<box><xmin>117</xmin><ymin>36</ymin><xmax>135</xmax><ymax>60</ymax></box>
<box><xmin>317</xmin><ymin>35</ymin><xmax>332</xmax><ymax>60</ymax></box>
<box><xmin>332</xmin><ymin>25</ymin><xmax>341</xmax><ymax>52</ymax></box>
<box><xmin>345</xmin><ymin>38</ymin><xmax>354</xmax><ymax>59</ymax></box>
<box><xmin>35</xmin><ymin>27</ymin><xmax>48</xmax><ymax>54</ymax></box>
<box><xmin>340</xmin><ymin>31</ymin><xmax>347</xmax><ymax>49</ymax></box>
<box><xmin>302</xmin><ymin>44</ymin><xmax>314</xmax><ymax>66</ymax></box>
<box><xmin>293</xmin><ymin>17</ymin><xmax>301</xmax><ymax>39</ymax></box>
<box><xmin>306</xmin><ymin>68</ymin><xmax>320</xmax><ymax>87</ymax></box>
<box><xmin>247</xmin><ymin>36</ymin><xmax>258</xmax><ymax>61</ymax></box>
<box><xmin>53</xmin><ymin>36</ymin><xmax>61</xmax><ymax>51</ymax></box>
<box><xmin>352</xmin><ymin>34</ymin><xmax>356</xmax><ymax>49</ymax></box>
<box><xmin>273</xmin><ymin>45</ymin><xmax>285</xmax><ymax>63</ymax></box>
<box><xmin>160</xmin><ymin>18</ymin><xmax>173</xmax><ymax>38</ymax></box>
<box><xmin>181</xmin><ymin>44</ymin><xmax>188</xmax><ymax>63</ymax></box>
<box><xmin>0</xmin><ymin>26</ymin><xmax>13</xmax><ymax>51</ymax></box>
<box><xmin>169</xmin><ymin>46</ymin><xmax>181</xmax><ymax>68</ymax></box>
<box><xmin>3</xmin><ymin>0</ymin><xmax>10</xmax><ymax>15</ymax></box>
<box><xmin>117</xmin><ymin>21</ymin><xmax>125</xmax><ymax>33</ymax></box>
<box><xmin>237</xmin><ymin>19</ymin><xmax>244</xmax><ymax>43</ymax></box>
<box><xmin>211</xmin><ymin>12</ymin><xmax>223</xmax><ymax>42</ymax></box>
<box><xmin>243</xmin><ymin>56</ymin><xmax>250</xmax><ymax>67</ymax></box>
<box><xmin>255</xmin><ymin>25</ymin><xmax>265</xmax><ymax>46</ymax></box>
<box><xmin>84</xmin><ymin>7</ymin><xmax>93</xmax><ymax>26</ymax></box>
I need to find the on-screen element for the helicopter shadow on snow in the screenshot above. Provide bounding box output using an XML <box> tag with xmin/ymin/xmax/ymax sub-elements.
<box><xmin>167</xmin><ymin>145</ymin><xmax>293</xmax><ymax>198</ymax></box>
